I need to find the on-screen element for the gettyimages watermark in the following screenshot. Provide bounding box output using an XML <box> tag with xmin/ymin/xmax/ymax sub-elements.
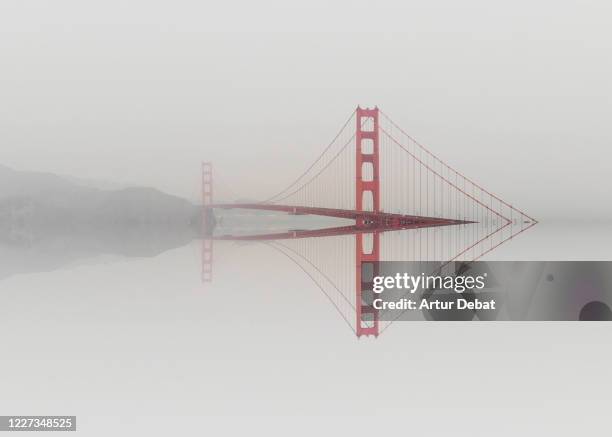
<box><xmin>360</xmin><ymin>261</ymin><xmax>612</xmax><ymax>321</ymax></box>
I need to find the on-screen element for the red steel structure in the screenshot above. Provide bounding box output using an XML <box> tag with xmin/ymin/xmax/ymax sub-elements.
<box><xmin>201</xmin><ymin>162</ymin><xmax>213</xmax><ymax>282</ymax></box>
<box><xmin>202</xmin><ymin>106</ymin><xmax>537</xmax><ymax>337</ymax></box>
<box><xmin>355</xmin><ymin>107</ymin><xmax>381</xmax><ymax>336</ymax></box>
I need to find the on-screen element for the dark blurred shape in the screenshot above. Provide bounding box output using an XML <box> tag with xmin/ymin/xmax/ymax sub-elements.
<box><xmin>579</xmin><ymin>301</ymin><xmax>612</xmax><ymax>321</ymax></box>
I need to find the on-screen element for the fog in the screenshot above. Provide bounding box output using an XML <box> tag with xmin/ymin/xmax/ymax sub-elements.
<box><xmin>1</xmin><ymin>4</ymin><xmax>612</xmax><ymax>434</ymax></box>
<box><xmin>1</xmin><ymin>1</ymin><xmax>611</xmax><ymax>219</ymax></box>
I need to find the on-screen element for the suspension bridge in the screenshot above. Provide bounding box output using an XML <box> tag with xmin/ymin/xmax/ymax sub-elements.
<box><xmin>201</xmin><ymin>106</ymin><xmax>537</xmax><ymax>337</ymax></box>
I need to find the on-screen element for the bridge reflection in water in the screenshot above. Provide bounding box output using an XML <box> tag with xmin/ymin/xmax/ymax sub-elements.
<box><xmin>201</xmin><ymin>107</ymin><xmax>536</xmax><ymax>337</ymax></box>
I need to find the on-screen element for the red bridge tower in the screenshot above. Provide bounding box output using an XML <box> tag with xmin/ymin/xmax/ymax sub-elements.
<box><xmin>355</xmin><ymin>107</ymin><xmax>380</xmax><ymax>337</ymax></box>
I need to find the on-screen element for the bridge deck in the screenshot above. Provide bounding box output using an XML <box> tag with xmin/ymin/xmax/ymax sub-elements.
<box><xmin>208</xmin><ymin>203</ymin><xmax>474</xmax><ymax>240</ymax></box>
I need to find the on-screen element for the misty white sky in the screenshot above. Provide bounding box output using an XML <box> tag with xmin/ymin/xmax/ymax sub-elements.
<box><xmin>1</xmin><ymin>0</ymin><xmax>610</xmax><ymax>219</ymax></box>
